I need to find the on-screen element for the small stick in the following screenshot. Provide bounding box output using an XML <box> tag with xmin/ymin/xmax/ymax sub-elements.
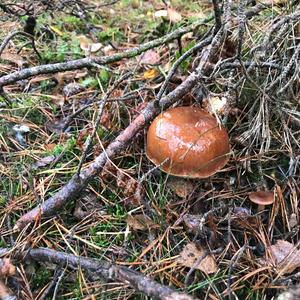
<box><xmin>0</xmin><ymin>30</ymin><xmax>41</xmax><ymax>59</ymax></box>
<box><xmin>76</xmin><ymin>72</ymin><xmax>132</xmax><ymax>176</ymax></box>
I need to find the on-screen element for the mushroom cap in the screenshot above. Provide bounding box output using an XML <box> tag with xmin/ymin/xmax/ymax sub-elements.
<box><xmin>248</xmin><ymin>191</ymin><xmax>275</xmax><ymax>205</ymax></box>
<box><xmin>146</xmin><ymin>106</ymin><xmax>230</xmax><ymax>178</ymax></box>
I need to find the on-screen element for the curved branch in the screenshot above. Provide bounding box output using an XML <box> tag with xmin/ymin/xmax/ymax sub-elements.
<box><xmin>0</xmin><ymin>247</ymin><xmax>195</xmax><ymax>300</ymax></box>
<box><xmin>14</xmin><ymin>3</ymin><xmax>271</xmax><ymax>230</ymax></box>
<box><xmin>0</xmin><ymin>19</ymin><xmax>206</xmax><ymax>88</ymax></box>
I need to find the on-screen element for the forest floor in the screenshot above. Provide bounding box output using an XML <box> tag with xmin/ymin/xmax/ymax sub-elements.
<box><xmin>0</xmin><ymin>0</ymin><xmax>300</xmax><ymax>299</ymax></box>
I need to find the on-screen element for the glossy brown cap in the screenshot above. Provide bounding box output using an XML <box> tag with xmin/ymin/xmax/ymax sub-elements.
<box><xmin>248</xmin><ymin>191</ymin><xmax>275</xmax><ymax>205</ymax></box>
<box><xmin>146</xmin><ymin>106</ymin><xmax>230</xmax><ymax>178</ymax></box>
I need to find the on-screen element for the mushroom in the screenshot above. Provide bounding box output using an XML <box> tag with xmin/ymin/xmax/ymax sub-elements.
<box><xmin>146</xmin><ymin>106</ymin><xmax>230</xmax><ymax>178</ymax></box>
<box><xmin>248</xmin><ymin>191</ymin><xmax>275</xmax><ymax>212</ymax></box>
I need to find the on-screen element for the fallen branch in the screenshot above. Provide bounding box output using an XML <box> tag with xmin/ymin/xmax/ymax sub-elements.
<box><xmin>15</xmin><ymin>3</ymin><xmax>270</xmax><ymax>230</ymax></box>
<box><xmin>0</xmin><ymin>3</ymin><xmax>269</xmax><ymax>89</ymax></box>
<box><xmin>15</xmin><ymin>52</ymin><xmax>208</xmax><ymax>229</ymax></box>
<box><xmin>0</xmin><ymin>247</ymin><xmax>195</xmax><ymax>300</ymax></box>
<box><xmin>0</xmin><ymin>19</ymin><xmax>206</xmax><ymax>88</ymax></box>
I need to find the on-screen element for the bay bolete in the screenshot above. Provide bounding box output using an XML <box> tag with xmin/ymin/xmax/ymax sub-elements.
<box><xmin>146</xmin><ymin>106</ymin><xmax>230</xmax><ymax>178</ymax></box>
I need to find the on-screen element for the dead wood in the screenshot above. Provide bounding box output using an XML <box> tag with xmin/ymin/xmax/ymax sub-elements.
<box><xmin>14</xmin><ymin>3</ymin><xmax>271</xmax><ymax>230</ymax></box>
<box><xmin>0</xmin><ymin>20</ymin><xmax>204</xmax><ymax>89</ymax></box>
<box><xmin>0</xmin><ymin>247</ymin><xmax>195</xmax><ymax>300</ymax></box>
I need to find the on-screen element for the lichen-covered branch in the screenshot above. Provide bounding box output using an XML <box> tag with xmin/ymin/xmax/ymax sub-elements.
<box><xmin>0</xmin><ymin>20</ymin><xmax>205</xmax><ymax>88</ymax></box>
<box><xmin>14</xmin><ymin>3</ymin><xmax>270</xmax><ymax>230</ymax></box>
<box><xmin>0</xmin><ymin>247</ymin><xmax>195</xmax><ymax>300</ymax></box>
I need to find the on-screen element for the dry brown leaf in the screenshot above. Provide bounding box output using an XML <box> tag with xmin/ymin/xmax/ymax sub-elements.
<box><xmin>267</xmin><ymin>240</ymin><xmax>300</xmax><ymax>274</ymax></box>
<box><xmin>55</xmin><ymin>70</ymin><xmax>88</xmax><ymax>85</ymax></box>
<box><xmin>177</xmin><ymin>243</ymin><xmax>217</xmax><ymax>274</ymax></box>
<box><xmin>73</xmin><ymin>193</ymin><xmax>104</xmax><ymax>220</ymax></box>
<box><xmin>141</xmin><ymin>50</ymin><xmax>160</xmax><ymax>65</ymax></box>
<box><xmin>33</xmin><ymin>155</ymin><xmax>56</xmax><ymax>169</ymax></box>
<box><xmin>45</xmin><ymin>118</ymin><xmax>68</xmax><ymax>133</ymax></box>
<box><xmin>126</xmin><ymin>214</ymin><xmax>156</xmax><ymax>231</ymax></box>
<box><xmin>143</xmin><ymin>69</ymin><xmax>159</xmax><ymax>80</ymax></box>
<box><xmin>100</xmin><ymin>110</ymin><xmax>114</xmax><ymax>130</ymax></box>
<box><xmin>116</xmin><ymin>170</ymin><xmax>138</xmax><ymax>197</ymax></box>
<box><xmin>0</xmin><ymin>258</ymin><xmax>16</xmax><ymax>277</ymax></box>
<box><xmin>76</xmin><ymin>127</ymin><xmax>92</xmax><ymax>151</ymax></box>
<box><xmin>167</xmin><ymin>7</ymin><xmax>182</xmax><ymax>23</ymax></box>
<box><xmin>51</xmin><ymin>94</ymin><xmax>65</xmax><ymax>106</ymax></box>
<box><xmin>1</xmin><ymin>52</ymin><xmax>24</xmax><ymax>67</ymax></box>
<box><xmin>167</xmin><ymin>177</ymin><xmax>195</xmax><ymax>198</ymax></box>
<box><xmin>181</xmin><ymin>32</ymin><xmax>194</xmax><ymax>45</ymax></box>
<box><xmin>102</xmin><ymin>45</ymin><xmax>115</xmax><ymax>56</ymax></box>
<box><xmin>232</xmin><ymin>207</ymin><xmax>260</xmax><ymax>230</ymax></box>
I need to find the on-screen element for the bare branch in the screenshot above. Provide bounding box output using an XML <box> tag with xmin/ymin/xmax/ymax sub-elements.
<box><xmin>0</xmin><ymin>247</ymin><xmax>196</xmax><ymax>300</ymax></box>
<box><xmin>0</xmin><ymin>20</ymin><xmax>206</xmax><ymax>88</ymax></box>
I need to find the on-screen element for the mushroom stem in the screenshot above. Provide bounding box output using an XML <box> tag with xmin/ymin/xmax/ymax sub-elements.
<box><xmin>257</xmin><ymin>204</ymin><xmax>265</xmax><ymax>212</ymax></box>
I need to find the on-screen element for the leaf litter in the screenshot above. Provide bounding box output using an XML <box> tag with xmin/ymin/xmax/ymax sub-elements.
<box><xmin>0</xmin><ymin>1</ymin><xmax>299</xmax><ymax>299</ymax></box>
<box><xmin>177</xmin><ymin>242</ymin><xmax>218</xmax><ymax>274</ymax></box>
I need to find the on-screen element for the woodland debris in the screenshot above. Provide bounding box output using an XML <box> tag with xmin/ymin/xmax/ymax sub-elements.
<box><xmin>0</xmin><ymin>259</ymin><xmax>16</xmax><ymax>300</ymax></box>
<box><xmin>167</xmin><ymin>178</ymin><xmax>195</xmax><ymax>198</ymax></box>
<box><xmin>177</xmin><ymin>243</ymin><xmax>218</xmax><ymax>274</ymax></box>
<box><xmin>0</xmin><ymin>247</ymin><xmax>196</xmax><ymax>300</ymax></box>
<box><xmin>14</xmin><ymin>2</ymin><xmax>273</xmax><ymax>230</ymax></box>
<box><xmin>266</xmin><ymin>240</ymin><xmax>300</xmax><ymax>275</ymax></box>
<box><xmin>126</xmin><ymin>214</ymin><xmax>157</xmax><ymax>231</ymax></box>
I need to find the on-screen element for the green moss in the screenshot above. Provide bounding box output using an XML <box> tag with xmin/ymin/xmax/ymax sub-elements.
<box><xmin>175</xmin><ymin>40</ymin><xmax>196</xmax><ymax>72</ymax></box>
<box><xmin>0</xmin><ymin>240</ymin><xmax>7</xmax><ymax>248</ymax></box>
<box><xmin>97</xmin><ymin>27</ymin><xmax>124</xmax><ymax>43</ymax></box>
<box><xmin>32</xmin><ymin>266</ymin><xmax>52</xmax><ymax>289</ymax></box>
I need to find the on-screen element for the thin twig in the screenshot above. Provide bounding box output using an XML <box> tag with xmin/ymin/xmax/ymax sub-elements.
<box><xmin>76</xmin><ymin>72</ymin><xmax>132</xmax><ymax>176</ymax></box>
<box><xmin>237</xmin><ymin>0</ymin><xmax>247</xmax><ymax>58</ymax></box>
<box><xmin>184</xmin><ymin>247</ymin><xmax>223</xmax><ymax>287</ymax></box>
<box><xmin>155</xmin><ymin>37</ymin><xmax>212</xmax><ymax>105</ymax></box>
<box><xmin>0</xmin><ymin>30</ymin><xmax>41</xmax><ymax>59</ymax></box>
<box><xmin>212</xmin><ymin>0</ymin><xmax>222</xmax><ymax>32</ymax></box>
<box><xmin>52</xmin><ymin>268</ymin><xmax>66</xmax><ymax>300</ymax></box>
<box><xmin>38</xmin><ymin>267</ymin><xmax>64</xmax><ymax>300</ymax></box>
